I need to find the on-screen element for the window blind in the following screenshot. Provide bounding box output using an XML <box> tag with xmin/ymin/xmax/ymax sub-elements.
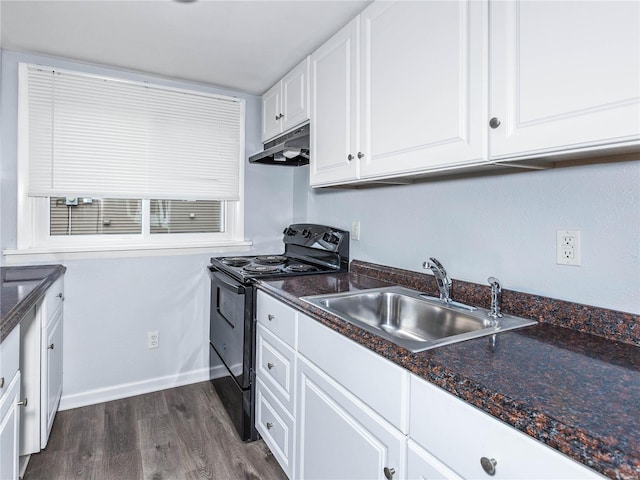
<box><xmin>23</xmin><ymin>64</ymin><xmax>242</xmax><ymax>201</ymax></box>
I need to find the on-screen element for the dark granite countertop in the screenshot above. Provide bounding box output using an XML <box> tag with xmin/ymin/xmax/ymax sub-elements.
<box><xmin>0</xmin><ymin>265</ymin><xmax>66</xmax><ymax>342</ymax></box>
<box><xmin>256</xmin><ymin>263</ymin><xmax>640</xmax><ymax>480</ymax></box>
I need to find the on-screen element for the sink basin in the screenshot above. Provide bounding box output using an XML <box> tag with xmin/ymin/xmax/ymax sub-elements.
<box><xmin>301</xmin><ymin>286</ymin><xmax>537</xmax><ymax>352</ymax></box>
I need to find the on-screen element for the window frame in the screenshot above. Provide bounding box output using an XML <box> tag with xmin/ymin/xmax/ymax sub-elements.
<box><xmin>14</xmin><ymin>63</ymin><xmax>247</xmax><ymax>254</ymax></box>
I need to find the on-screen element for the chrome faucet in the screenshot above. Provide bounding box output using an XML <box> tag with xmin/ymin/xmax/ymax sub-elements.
<box><xmin>487</xmin><ymin>276</ymin><xmax>503</xmax><ymax>323</ymax></box>
<box><xmin>423</xmin><ymin>258</ymin><xmax>452</xmax><ymax>303</ymax></box>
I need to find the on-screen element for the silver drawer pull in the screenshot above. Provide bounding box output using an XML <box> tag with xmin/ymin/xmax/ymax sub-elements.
<box><xmin>267</xmin><ymin>314</ymin><xmax>275</xmax><ymax>321</ymax></box>
<box><xmin>17</xmin><ymin>398</ymin><xmax>28</xmax><ymax>407</ymax></box>
<box><xmin>266</xmin><ymin>422</ymin><xmax>273</xmax><ymax>430</ymax></box>
<box><xmin>0</xmin><ymin>377</ymin><xmax>4</xmax><ymax>388</ymax></box>
<box><xmin>480</xmin><ymin>457</ymin><xmax>497</xmax><ymax>476</ymax></box>
<box><xmin>48</xmin><ymin>343</ymin><xmax>55</xmax><ymax>350</ymax></box>
<box><xmin>267</xmin><ymin>362</ymin><xmax>274</xmax><ymax>370</ymax></box>
<box><xmin>384</xmin><ymin>467</ymin><xmax>396</xmax><ymax>479</ymax></box>
<box><xmin>57</xmin><ymin>292</ymin><xmax>64</xmax><ymax>300</ymax></box>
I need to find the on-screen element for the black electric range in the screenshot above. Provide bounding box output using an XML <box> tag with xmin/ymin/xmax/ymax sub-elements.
<box><xmin>206</xmin><ymin>224</ymin><xmax>349</xmax><ymax>441</ymax></box>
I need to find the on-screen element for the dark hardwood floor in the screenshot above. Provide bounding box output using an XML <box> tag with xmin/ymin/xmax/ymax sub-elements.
<box><xmin>23</xmin><ymin>381</ymin><xmax>287</xmax><ymax>480</ymax></box>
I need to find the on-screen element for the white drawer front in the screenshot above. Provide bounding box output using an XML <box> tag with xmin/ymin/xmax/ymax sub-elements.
<box><xmin>407</xmin><ymin>439</ymin><xmax>462</xmax><ymax>480</ymax></box>
<box><xmin>43</xmin><ymin>276</ymin><xmax>64</xmax><ymax>322</ymax></box>
<box><xmin>256</xmin><ymin>324</ymin><xmax>296</xmax><ymax>415</ymax></box>
<box><xmin>409</xmin><ymin>375</ymin><xmax>603</xmax><ymax>479</ymax></box>
<box><xmin>0</xmin><ymin>326</ymin><xmax>20</xmax><ymax>399</ymax></box>
<box><xmin>256</xmin><ymin>379</ymin><xmax>294</xmax><ymax>478</ymax></box>
<box><xmin>256</xmin><ymin>291</ymin><xmax>297</xmax><ymax>348</ymax></box>
<box><xmin>297</xmin><ymin>312</ymin><xmax>409</xmax><ymax>433</ymax></box>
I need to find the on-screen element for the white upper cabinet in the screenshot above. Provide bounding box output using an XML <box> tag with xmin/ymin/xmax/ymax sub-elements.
<box><xmin>310</xmin><ymin>17</ymin><xmax>360</xmax><ymax>186</ymax></box>
<box><xmin>308</xmin><ymin>0</ymin><xmax>639</xmax><ymax>187</ymax></box>
<box><xmin>262</xmin><ymin>84</ymin><xmax>281</xmax><ymax>142</ymax></box>
<box><xmin>262</xmin><ymin>57</ymin><xmax>310</xmax><ymax>142</ymax></box>
<box><xmin>489</xmin><ymin>0</ymin><xmax>640</xmax><ymax>160</ymax></box>
<box><xmin>359</xmin><ymin>1</ymin><xmax>488</xmax><ymax>180</ymax></box>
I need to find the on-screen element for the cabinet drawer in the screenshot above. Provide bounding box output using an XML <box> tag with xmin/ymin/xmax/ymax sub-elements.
<box><xmin>256</xmin><ymin>324</ymin><xmax>296</xmax><ymax>415</ymax></box>
<box><xmin>255</xmin><ymin>379</ymin><xmax>294</xmax><ymax>478</ymax></box>
<box><xmin>407</xmin><ymin>439</ymin><xmax>462</xmax><ymax>480</ymax></box>
<box><xmin>409</xmin><ymin>375</ymin><xmax>603</xmax><ymax>479</ymax></box>
<box><xmin>43</xmin><ymin>276</ymin><xmax>64</xmax><ymax>322</ymax></box>
<box><xmin>256</xmin><ymin>291</ymin><xmax>297</xmax><ymax>348</ymax></box>
<box><xmin>298</xmin><ymin>312</ymin><xmax>409</xmax><ymax>433</ymax></box>
<box><xmin>0</xmin><ymin>371</ymin><xmax>20</xmax><ymax>422</ymax></box>
<box><xmin>0</xmin><ymin>326</ymin><xmax>20</xmax><ymax>399</ymax></box>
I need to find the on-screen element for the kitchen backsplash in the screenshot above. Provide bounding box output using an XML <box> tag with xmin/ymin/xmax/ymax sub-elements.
<box><xmin>350</xmin><ymin>260</ymin><xmax>639</xmax><ymax>347</ymax></box>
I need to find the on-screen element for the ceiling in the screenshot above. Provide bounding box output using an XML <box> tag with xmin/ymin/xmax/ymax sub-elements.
<box><xmin>1</xmin><ymin>0</ymin><xmax>371</xmax><ymax>95</ymax></box>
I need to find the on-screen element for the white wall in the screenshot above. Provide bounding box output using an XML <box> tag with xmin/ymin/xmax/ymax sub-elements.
<box><xmin>302</xmin><ymin>159</ymin><xmax>640</xmax><ymax>315</ymax></box>
<box><xmin>1</xmin><ymin>51</ymin><xmax>296</xmax><ymax>408</ymax></box>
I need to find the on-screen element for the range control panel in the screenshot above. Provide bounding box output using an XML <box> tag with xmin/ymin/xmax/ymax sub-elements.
<box><xmin>283</xmin><ymin>223</ymin><xmax>349</xmax><ymax>252</ymax></box>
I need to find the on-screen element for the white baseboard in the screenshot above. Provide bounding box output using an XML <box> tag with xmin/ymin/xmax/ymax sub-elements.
<box><xmin>58</xmin><ymin>364</ymin><xmax>229</xmax><ymax>411</ymax></box>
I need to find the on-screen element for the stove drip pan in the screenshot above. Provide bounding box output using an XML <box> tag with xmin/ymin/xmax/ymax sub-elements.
<box><xmin>284</xmin><ymin>264</ymin><xmax>319</xmax><ymax>273</ymax></box>
<box><xmin>254</xmin><ymin>255</ymin><xmax>287</xmax><ymax>265</ymax></box>
<box><xmin>221</xmin><ymin>257</ymin><xmax>252</xmax><ymax>267</ymax></box>
<box><xmin>243</xmin><ymin>265</ymin><xmax>281</xmax><ymax>274</ymax></box>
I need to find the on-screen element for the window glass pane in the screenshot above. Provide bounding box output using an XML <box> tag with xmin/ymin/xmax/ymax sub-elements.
<box><xmin>50</xmin><ymin>197</ymin><xmax>142</xmax><ymax>235</ymax></box>
<box><xmin>150</xmin><ymin>200</ymin><xmax>223</xmax><ymax>234</ymax></box>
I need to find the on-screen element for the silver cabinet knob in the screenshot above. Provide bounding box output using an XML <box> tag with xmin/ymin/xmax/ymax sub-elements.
<box><xmin>275</xmin><ymin>113</ymin><xmax>284</xmax><ymax>120</ymax></box>
<box><xmin>267</xmin><ymin>314</ymin><xmax>275</xmax><ymax>321</ymax></box>
<box><xmin>0</xmin><ymin>377</ymin><xmax>4</xmax><ymax>388</ymax></box>
<box><xmin>357</xmin><ymin>152</ymin><xmax>364</xmax><ymax>159</ymax></box>
<box><xmin>489</xmin><ymin>117</ymin><xmax>501</xmax><ymax>129</ymax></box>
<box><xmin>57</xmin><ymin>292</ymin><xmax>63</xmax><ymax>299</ymax></box>
<box><xmin>480</xmin><ymin>457</ymin><xmax>497</xmax><ymax>476</ymax></box>
<box><xmin>17</xmin><ymin>398</ymin><xmax>28</xmax><ymax>407</ymax></box>
<box><xmin>48</xmin><ymin>343</ymin><xmax>55</xmax><ymax>350</ymax></box>
<box><xmin>266</xmin><ymin>422</ymin><xmax>273</xmax><ymax>430</ymax></box>
<box><xmin>383</xmin><ymin>467</ymin><xmax>396</xmax><ymax>479</ymax></box>
<box><xmin>347</xmin><ymin>154</ymin><xmax>354</xmax><ymax>161</ymax></box>
<box><xmin>267</xmin><ymin>362</ymin><xmax>274</xmax><ymax>370</ymax></box>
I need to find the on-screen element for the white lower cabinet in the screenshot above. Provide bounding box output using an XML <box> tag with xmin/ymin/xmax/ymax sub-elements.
<box><xmin>0</xmin><ymin>373</ymin><xmax>21</xmax><ymax>480</ymax></box>
<box><xmin>20</xmin><ymin>275</ymin><xmax>64</xmax><ymax>458</ymax></box>
<box><xmin>256</xmin><ymin>291</ymin><xmax>603</xmax><ymax>480</ymax></box>
<box><xmin>409</xmin><ymin>375</ymin><xmax>604</xmax><ymax>479</ymax></box>
<box><xmin>0</xmin><ymin>324</ymin><xmax>22</xmax><ymax>480</ymax></box>
<box><xmin>296</xmin><ymin>357</ymin><xmax>405</xmax><ymax>480</ymax></box>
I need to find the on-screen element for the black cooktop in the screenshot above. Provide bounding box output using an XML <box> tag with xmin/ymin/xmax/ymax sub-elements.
<box><xmin>210</xmin><ymin>223</ymin><xmax>349</xmax><ymax>283</ymax></box>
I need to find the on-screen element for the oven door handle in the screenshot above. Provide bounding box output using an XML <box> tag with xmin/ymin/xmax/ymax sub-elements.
<box><xmin>208</xmin><ymin>268</ymin><xmax>246</xmax><ymax>295</ymax></box>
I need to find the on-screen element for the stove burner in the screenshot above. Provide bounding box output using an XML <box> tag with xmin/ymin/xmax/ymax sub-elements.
<box><xmin>254</xmin><ymin>255</ymin><xmax>287</xmax><ymax>265</ymax></box>
<box><xmin>284</xmin><ymin>264</ymin><xmax>319</xmax><ymax>273</ymax></box>
<box><xmin>221</xmin><ymin>257</ymin><xmax>251</xmax><ymax>267</ymax></box>
<box><xmin>242</xmin><ymin>264</ymin><xmax>281</xmax><ymax>274</ymax></box>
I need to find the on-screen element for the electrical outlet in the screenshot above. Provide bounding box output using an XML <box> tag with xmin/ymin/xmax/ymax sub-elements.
<box><xmin>556</xmin><ymin>230</ymin><xmax>581</xmax><ymax>266</ymax></box>
<box><xmin>351</xmin><ymin>221</ymin><xmax>361</xmax><ymax>241</ymax></box>
<box><xmin>148</xmin><ymin>331</ymin><xmax>159</xmax><ymax>349</ymax></box>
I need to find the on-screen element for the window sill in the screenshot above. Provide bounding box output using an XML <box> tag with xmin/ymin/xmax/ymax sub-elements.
<box><xmin>3</xmin><ymin>240</ymin><xmax>253</xmax><ymax>263</ymax></box>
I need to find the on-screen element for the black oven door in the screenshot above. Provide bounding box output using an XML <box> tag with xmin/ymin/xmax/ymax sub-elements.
<box><xmin>207</xmin><ymin>266</ymin><xmax>258</xmax><ymax>442</ymax></box>
<box><xmin>208</xmin><ymin>267</ymin><xmax>252</xmax><ymax>390</ymax></box>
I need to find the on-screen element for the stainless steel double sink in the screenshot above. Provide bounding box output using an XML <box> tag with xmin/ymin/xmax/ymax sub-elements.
<box><xmin>302</xmin><ymin>286</ymin><xmax>537</xmax><ymax>352</ymax></box>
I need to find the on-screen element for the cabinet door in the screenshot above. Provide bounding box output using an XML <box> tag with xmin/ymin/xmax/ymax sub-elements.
<box><xmin>489</xmin><ymin>0</ymin><xmax>640</xmax><ymax>160</ymax></box>
<box><xmin>262</xmin><ymin>82</ymin><xmax>282</xmax><ymax>142</ymax></box>
<box><xmin>310</xmin><ymin>17</ymin><xmax>360</xmax><ymax>187</ymax></box>
<box><xmin>0</xmin><ymin>373</ymin><xmax>21</xmax><ymax>480</ymax></box>
<box><xmin>296</xmin><ymin>357</ymin><xmax>405</xmax><ymax>480</ymax></box>
<box><xmin>40</xmin><ymin>305</ymin><xmax>63</xmax><ymax>449</ymax></box>
<box><xmin>359</xmin><ymin>1</ymin><xmax>488</xmax><ymax>179</ymax></box>
<box><xmin>282</xmin><ymin>57</ymin><xmax>310</xmax><ymax>132</ymax></box>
